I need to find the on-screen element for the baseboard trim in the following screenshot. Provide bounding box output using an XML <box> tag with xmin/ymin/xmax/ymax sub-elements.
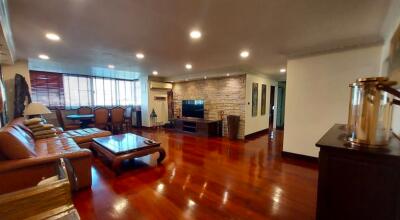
<box><xmin>281</xmin><ymin>151</ymin><xmax>319</xmax><ymax>163</ymax></box>
<box><xmin>244</xmin><ymin>129</ymin><xmax>269</xmax><ymax>139</ymax></box>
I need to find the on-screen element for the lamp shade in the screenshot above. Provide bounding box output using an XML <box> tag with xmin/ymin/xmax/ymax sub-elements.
<box><xmin>23</xmin><ymin>102</ymin><xmax>52</xmax><ymax>116</ymax></box>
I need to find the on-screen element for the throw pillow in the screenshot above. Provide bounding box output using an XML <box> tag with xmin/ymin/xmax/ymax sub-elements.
<box><xmin>33</xmin><ymin>128</ymin><xmax>57</xmax><ymax>136</ymax></box>
<box><xmin>27</xmin><ymin>122</ymin><xmax>44</xmax><ymax>129</ymax></box>
<box><xmin>23</xmin><ymin>118</ymin><xmax>43</xmax><ymax>126</ymax></box>
<box><xmin>34</xmin><ymin>133</ymin><xmax>57</xmax><ymax>139</ymax></box>
<box><xmin>31</xmin><ymin>124</ymin><xmax>54</xmax><ymax>132</ymax></box>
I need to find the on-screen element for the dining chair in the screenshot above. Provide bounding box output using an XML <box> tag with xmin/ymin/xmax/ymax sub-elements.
<box><xmin>110</xmin><ymin>107</ymin><xmax>125</xmax><ymax>134</ymax></box>
<box><xmin>77</xmin><ymin>106</ymin><xmax>92</xmax><ymax>115</ymax></box>
<box><xmin>93</xmin><ymin>107</ymin><xmax>110</xmax><ymax>130</ymax></box>
<box><xmin>55</xmin><ymin>108</ymin><xmax>80</xmax><ymax>131</ymax></box>
<box><xmin>123</xmin><ymin>106</ymin><xmax>133</xmax><ymax>131</ymax></box>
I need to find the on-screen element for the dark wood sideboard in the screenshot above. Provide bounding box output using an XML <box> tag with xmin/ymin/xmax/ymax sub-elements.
<box><xmin>315</xmin><ymin>124</ymin><xmax>400</xmax><ymax>220</ymax></box>
<box><xmin>173</xmin><ymin>117</ymin><xmax>222</xmax><ymax>137</ymax></box>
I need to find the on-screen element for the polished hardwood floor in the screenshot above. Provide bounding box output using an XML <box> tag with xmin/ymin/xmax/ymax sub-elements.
<box><xmin>73</xmin><ymin>129</ymin><xmax>318</xmax><ymax>220</ymax></box>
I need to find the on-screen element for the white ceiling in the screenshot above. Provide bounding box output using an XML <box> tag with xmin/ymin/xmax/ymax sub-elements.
<box><xmin>8</xmin><ymin>0</ymin><xmax>391</xmax><ymax>79</ymax></box>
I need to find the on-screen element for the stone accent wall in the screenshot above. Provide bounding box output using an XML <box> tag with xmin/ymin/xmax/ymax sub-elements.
<box><xmin>172</xmin><ymin>75</ymin><xmax>246</xmax><ymax>139</ymax></box>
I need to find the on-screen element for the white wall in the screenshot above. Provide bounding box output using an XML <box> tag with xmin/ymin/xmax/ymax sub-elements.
<box><xmin>283</xmin><ymin>46</ymin><xmax>383</xmax><ymax>157</ymax></box>
<box><xmin>140</xmin><ymin>78</ymin><xmax>170</xmax><ymax>127</ymax></box>
<box><xmin>140</xmin><ymin>75</ymin><xmax>150</xmax><ymax>127</ymax></box>
<box><xmin>244</xmin><ymin>74</ymin><xmax>277</xmax><ymax>135</ymax></box>
<box><xmin>148</xmin><ymin>88</ymin><xmax>169</xmax><ymax>125</ymax></box>
<box><xmin>2</xmin><ymin>60</ymin><xmax>30</xmax><ymax>120</ymax></box>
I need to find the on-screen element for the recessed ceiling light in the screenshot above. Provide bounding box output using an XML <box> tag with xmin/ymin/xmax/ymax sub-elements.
<box><xmin>45</xmin><ymin>33</ymin><xmax>60</xmax><ymax>41</ymax></box>
<box><xmin>136</xmin><ymin>53</ymin><xmax>145</xmax><ymax>59</ymax></box>
<box><xmin>226</xmin><ymin>73</ymin><xmax>230</xmax><ymax>76</ymax></box>
<box><xmin>185</xmin><ymin>63</ymin><xmax>192</xmax><ymax>70</ymax></box>
<box><xmin>190</xmin><ymin>30</ymin><xmax>202</xmax><ymax>39</ymax></box>
<box><xmin>38</xmin><ymin>54</ymin><xmax>50</xmax><ymax>60</ymax></box>
<box><xmin>108</xmin><ymin>64</ymin><xmax>115</xmax><ymax>69</ymax></box>
<box><xmin>240</xmin><ymin>50</ymin><xmax>250</xmax><ymax>58</ymax></box>
<box><xmin>152</xmin><ymin>71</ymin><xmax>158</xmax><ymax>75</ymax></box>
<box><xmin>280</xmin><ymin>68</ymin><xmax>286</xmax><ymax>73</ymax></box>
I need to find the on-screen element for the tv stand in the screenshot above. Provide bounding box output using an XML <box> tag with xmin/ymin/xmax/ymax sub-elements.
<box><xmin>173</xmin><ymin>117</ymin><xmax>222</xmax><ymax>137</ymax></box>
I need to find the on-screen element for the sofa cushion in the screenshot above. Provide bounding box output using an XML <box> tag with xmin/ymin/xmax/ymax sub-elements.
<box><xmin>15</xmin><ymin>124</ymin><xmax>34</xmax><ymax>138</ymax></box>
<box><xmin>0</xmin><ymin>126</ymin><xmax>36</xmax><ymax>159</ymax></box>
<box><xmin>60</xmin><ymin>128</ymin><xmax>111</xmax><ymax>144</ymax></box>
<box><xmin>34</xmin><ymin>137</ymin><xmax>82</xmax><ymax>156</ymax></box>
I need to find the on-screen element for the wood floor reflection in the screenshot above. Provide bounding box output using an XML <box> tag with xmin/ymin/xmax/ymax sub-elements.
<box><xmin>73</xmin><ymin>129</ymin><xmax>318</xmax><ymax>220</ymax></box>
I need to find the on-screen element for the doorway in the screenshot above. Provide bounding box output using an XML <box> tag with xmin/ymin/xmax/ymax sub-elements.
<box><xmin>269</xmin><ymin>86</ymin><xmax>275</xmax><ymax>131</ymax></box>
<box><xmin>276</xmin><ymin>82</ymin><xmax>286</xmax><ymax>129</ymax></box>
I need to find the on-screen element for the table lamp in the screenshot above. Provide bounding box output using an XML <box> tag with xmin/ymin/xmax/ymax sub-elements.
<box><xmin>23</xmin><ymin>102</ymin><xmax>52</xmax><ymax>118</ymax></box>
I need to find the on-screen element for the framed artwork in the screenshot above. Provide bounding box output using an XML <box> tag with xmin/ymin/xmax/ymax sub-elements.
<box><xmin>252</xmin><ymin>83</ymin><xmax>258</xmax><ymax>117</ymax></box>
<box><xmin>261</xmin><ymin>84</ymin><xmax>267</xmax><ymax>115</ymax></box>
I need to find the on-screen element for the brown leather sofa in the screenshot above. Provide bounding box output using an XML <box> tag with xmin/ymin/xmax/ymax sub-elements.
<box><xmin>0</xmin><ymin>118</ymin><xmax>111</xmax><ymax>194</ymax></box>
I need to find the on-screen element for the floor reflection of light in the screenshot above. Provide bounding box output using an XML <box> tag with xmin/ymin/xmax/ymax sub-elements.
<box><xmin>182</xmin><ymin>175</ymin><xmax>191</xmax><ymax>190</ymax></box>
<box><xmin>199</xmin><ymin>182</ymin><xmax>208</xmax><ymax>199</ymax></box>
<box><xmin>202</xmin><ymin>182</ymin><xmax>208</xmax><ymax>189</ymax></box>
<box><xmin>156</xmin><ymin>183</ymin><xmax>165</xmax><ymax>193</ymax></box>
<box><xmin>272</xmin><ymin>186</ymin><xmax>283</xmax><ymax>215</ymax></box>
<box><xmin>183</xmin><ymin>199</ymin><xmax>197</xmax><ymax>219</ymax></box>
<box><xmin>169</xmin><ymin>167</ymin><xmax>176</xmax><ymax>183</ymax></box>
<box><xmin>188</xmin><ymin>199</ymin><xmax>196</xmax><ymax>208</ymax></box>
<box><xmin>269</xmin><ymin>131</ymin><xmax>275</xmax><ymax>139</ymax></box>
<box><xmin>222</xmin><ymin>191</ymin><xmax>229</xmax><ymax>204</ymax></box>
<box><xmin>113</xmin><ymin>198</ymin><xmax>128</xmax><ymax>213</ymax></box>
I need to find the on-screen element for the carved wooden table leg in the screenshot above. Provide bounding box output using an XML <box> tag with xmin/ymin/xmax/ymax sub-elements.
<box><xmin>157</xmin><ymin>148</ymin><xmax>166</xmax><ymax>164</ymax></box>
<box><xmin>112</xmin><ymin>159</ymin><xmax>122</xmax><ymax>175</ymax></box>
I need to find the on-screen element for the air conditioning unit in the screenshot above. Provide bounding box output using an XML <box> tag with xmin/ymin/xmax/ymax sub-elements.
<box><xmin>150</xmin><ymin>81</ymin><xmax>172</xmax><ymax>90</ymax></box>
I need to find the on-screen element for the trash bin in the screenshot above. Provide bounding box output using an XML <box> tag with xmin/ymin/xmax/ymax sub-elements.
<box><xmin>227</xmin><ymin>115</ymin><xmax>240</xmax><ymax>139</ymax></box>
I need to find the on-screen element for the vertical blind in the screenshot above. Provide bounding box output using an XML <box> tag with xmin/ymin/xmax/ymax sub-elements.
<box><xmin>30</xmin><ymin>71</ymin><xmax>141</xmax><ymax>109</ymax></box>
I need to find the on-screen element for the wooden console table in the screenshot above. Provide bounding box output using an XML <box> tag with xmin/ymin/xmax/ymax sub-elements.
<box><xmin>173</xmin><ymin>117</ymin><xmax>222</xmax><ymax>137</ymax></box>
<box><xmin>315</xmin><ymin>124</ymin><xmax>400</xmax><ymax>220</ymax></box>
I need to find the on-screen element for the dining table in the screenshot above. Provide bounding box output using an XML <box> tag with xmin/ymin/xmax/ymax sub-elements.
<box><xmin>66</xmin><ymin>114</ymin><xmax>94</xmax><ymax>128</ymax></box>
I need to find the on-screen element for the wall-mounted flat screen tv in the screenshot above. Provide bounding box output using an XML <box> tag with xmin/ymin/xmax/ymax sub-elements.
<box><xmin>182</xmin><ymin>99</ymin><xmax>204</xmax><ymax>118</ymax></box>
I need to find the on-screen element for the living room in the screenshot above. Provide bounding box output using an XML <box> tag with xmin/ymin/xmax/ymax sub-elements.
<box><xmin>1</xmin><ymin>0</ymin><xmax>400</xmax><ymax>219</ymax></box>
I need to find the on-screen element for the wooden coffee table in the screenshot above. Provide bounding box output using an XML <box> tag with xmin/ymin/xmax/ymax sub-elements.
<box><xmin>92</xmin><ymin>133</ymin><xmax>166</xmax><ymax>174</ymax></box>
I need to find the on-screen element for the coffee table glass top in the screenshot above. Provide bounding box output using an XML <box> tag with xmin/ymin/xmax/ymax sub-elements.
<box><xmin>93</xmin><ymin>133</ymin><xmax>160</xmax><ymax>155</ymax></box>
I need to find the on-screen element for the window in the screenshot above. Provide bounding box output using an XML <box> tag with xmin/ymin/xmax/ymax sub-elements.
<box><xmin>64</xmin><ymin>75</ymin><xmax>92</xmax><ymax>108</ymax></box>
<box><xmin>91</xmin><ymin>77</ymin><xmax>138</xmax><ymax>107</ymax></box>
<box><xmin>30</xmin><ymin>71</ymin><xmax>65</xmax><ymax>108</ymax></box>
<box><xmin>30</xmin><ymin>71</ymin><xmax>140</xmax><ymax>109</ymax></box>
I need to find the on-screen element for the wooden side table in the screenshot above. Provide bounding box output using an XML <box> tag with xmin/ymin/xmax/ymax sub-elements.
<box><xmin>316</xmin><ymin>124</ymin><xmax>400</xmax><ymax>220</ymax></box>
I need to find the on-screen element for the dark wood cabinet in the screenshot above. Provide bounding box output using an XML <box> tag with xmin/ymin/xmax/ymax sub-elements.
<box><xmin>173</xmin><ymin>118</ymin><xmax>222</xmax><ymax>137</ymax></box>
<box><xmin>316</xmin><ymin>124</ymin><xmax>400</xmax><ymax>220</ymax></box>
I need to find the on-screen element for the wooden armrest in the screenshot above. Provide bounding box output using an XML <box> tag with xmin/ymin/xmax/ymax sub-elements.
<box><xmin>0</xmin><ymin>158</ymin><xmax>77</xmax><ymax>220</ymax></box>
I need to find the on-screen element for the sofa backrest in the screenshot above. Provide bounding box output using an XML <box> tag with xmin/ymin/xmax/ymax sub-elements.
<box><xmin>0</xmin><ymin>118</ymin><xmax>37</xmax><ymax>160</ymax></box>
